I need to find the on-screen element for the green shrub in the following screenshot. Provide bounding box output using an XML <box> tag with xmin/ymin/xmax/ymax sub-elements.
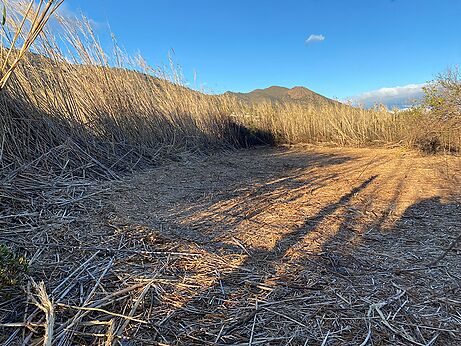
<box><xmin>0</xmin><ymin>244</ymin><xmax>27</xmax><ymax>288</ymax></box>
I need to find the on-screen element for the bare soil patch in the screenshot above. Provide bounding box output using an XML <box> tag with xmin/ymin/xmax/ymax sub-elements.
<box><xmin>1</xmin><ymin>146</ymin><xmax>460</xmax><ymax>345</ymax></box>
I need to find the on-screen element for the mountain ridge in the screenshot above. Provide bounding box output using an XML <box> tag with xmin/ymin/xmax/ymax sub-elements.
<box><xmin>225</xmin><ymin>85</ymin><xmax>340</xmax><ymax>107</ymax></box>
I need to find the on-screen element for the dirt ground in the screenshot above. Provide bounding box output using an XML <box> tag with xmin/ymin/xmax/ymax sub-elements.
<box><xmin>2</xmin><ymin>146</ymin><xmax>461</xmax><ymax>345</ymax></box>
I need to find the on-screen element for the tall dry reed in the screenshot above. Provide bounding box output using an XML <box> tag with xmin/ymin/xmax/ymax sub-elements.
<box><xmin>0</xmin><ymin>1</ymin><xmax>456</xmax><ymax>183</ymax></box>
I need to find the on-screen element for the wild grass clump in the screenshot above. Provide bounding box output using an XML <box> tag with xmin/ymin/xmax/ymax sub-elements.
<box><xmin>0</xmin><ymin>0</ymin><xmax>64</xmax><ymax>89</ymax></box>
<box><xmin>0</xmin><ymin>1</ymin><xmax>252</xmax><ymax>181</ymax></box>
<box><xmin>236</xmin><ymin>102</ymin><xmax>416</xmax><ymax>147</ymax></box>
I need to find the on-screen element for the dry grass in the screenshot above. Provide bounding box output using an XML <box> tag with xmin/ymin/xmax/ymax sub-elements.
<box><xmin>0</xmin><ymin>4</ymin><xmax>247</xmax><ymax>179</ymax></box>
<box><xmin>0</xmin><ymin>0</ymin><xmax>64</xmax><ymax>88</ymax></box>
<box><xmin>1</xmin><ymin>146</ymin><xmax>459</xmax><ymax>345</ymax></box>
<box><xmin>0</xmin><ymin>2</ymin><xmax>460</xmax><ymax>345</ymax></box>
<box><xmin>236</xmin><ymin>102</ymin><xmax>417</xmax><ymax>147</ymax></box>
<box><xmin>405</xmin><ymin>111</ymin><xmax>461</xmax><ymax>154</ymax></box>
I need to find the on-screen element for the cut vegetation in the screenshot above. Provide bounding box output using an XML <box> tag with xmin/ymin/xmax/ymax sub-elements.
<box><xmin>0</xmin><ymin>1</ymin><xmax>460</xmax><ymax>345</ymax></box>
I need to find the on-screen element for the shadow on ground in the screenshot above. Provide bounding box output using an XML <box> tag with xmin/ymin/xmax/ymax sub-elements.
<box><xmin>2</xmin><ymin>148</ymin><xmax>459</xmax><ymax>345</ymax></box>
<box><xmin>99</xmin><ymin>148</ymin><xmax>460</xmax><ymax>345</ymax></box>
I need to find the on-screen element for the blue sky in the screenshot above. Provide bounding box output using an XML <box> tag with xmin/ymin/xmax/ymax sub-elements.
<box><xmin>63</xmin><ymin>0</ymin><xmax>461</xmax><ymax>106</ymax></box>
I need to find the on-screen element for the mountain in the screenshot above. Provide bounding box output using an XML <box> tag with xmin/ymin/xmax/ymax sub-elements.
<box><xmin>26</xmin><ymin>52</ymin><xmax>340</xmax><ymax>108</ymax></box>
<box><xmin>225</xmin><ymin>86</ymin><xmax>340</xmax><ymax>107</ymax></box>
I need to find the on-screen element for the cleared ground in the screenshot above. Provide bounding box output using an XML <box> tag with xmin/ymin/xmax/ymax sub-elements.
<box><xmin>2</xmin><ymin>146</ymin><xmax>461</xmax><ymax>345</ymax></box>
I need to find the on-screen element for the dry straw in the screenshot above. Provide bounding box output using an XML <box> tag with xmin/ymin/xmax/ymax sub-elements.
<box><xmin>0</xmin><ymin>0</ymin><xmax>64</xmax><ymax>89</ymax></box>
<box><xmin>0</xmin><ymin>1</ymin><xmax>459</xmax><ymax>345</ymax></box>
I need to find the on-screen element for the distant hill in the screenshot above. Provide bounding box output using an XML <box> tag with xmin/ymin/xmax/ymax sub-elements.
<box><xmin>25</xmin><ymin>52</ymin><xmax>340</xmax><ymax>108</ymax></box>
<box><xmin>225</xmin><ymin>86</ymin><xmax>340</xmax><ymax>107</ymax></box>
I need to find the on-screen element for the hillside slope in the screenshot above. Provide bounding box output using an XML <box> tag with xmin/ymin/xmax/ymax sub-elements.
<box><xmin>226</xmin><ymin>85</ymin><xmax>340</xmax><ymax>106</ymax></box>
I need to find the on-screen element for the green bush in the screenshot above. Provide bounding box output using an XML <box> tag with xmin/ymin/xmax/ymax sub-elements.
<box><xmin>409</xmin><ymin>68</ymin><xmax>461</xmax><ymax>153</ymax></box>
<box><xmin>423</xmin><ymin>67</ymin><xmax>461</xmax><ymax>120</ymax></box>
<box><xmin>0</xmin><ymin>244</ymin><xmax>27</xmax><ymax>288</ymax></box>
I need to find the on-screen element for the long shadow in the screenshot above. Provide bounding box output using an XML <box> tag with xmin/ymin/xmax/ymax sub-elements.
<box><xmin>156</xmin><ymin>175</ymin><xmax>378</xmax><ymax>343</ymax></box>
<box><xmin>154</xmin><ymin>153</ymin><xmax>388</xmax><ymax>253</ymax></box>
<box><xmin>148</xmin><ymin>154</ymin><xmax>461</xmax><ymax>345</ymax></box>
<box><xmin>321</xmin><ymin>160</ymin><xmax>413</xmax><ymax>259</ymax></box>
<box><xmin>2</xmin><ymin>148</ymin><xmax>409</xmax><ymax>345</ymax></box>
<box><xmin>255</xmin><ymin>175</ymin><xmax>378</xmax><ymax>261</ymax></box>
<box><xmin>317</xmin><ymin>196</ymin><xmax>461</xmax><ymax>346</ymax></box>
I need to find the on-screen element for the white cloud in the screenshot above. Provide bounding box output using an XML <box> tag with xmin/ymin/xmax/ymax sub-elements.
<box><xmin>56</xmin><ymin>3</ymin><xmax>77</xmax><ymax>19</ymax></box>
<box><xmin>56</xmin><ymin>3</ymin><xmax>105</xmax><ymax>29</ymax></box>
<box><xmin>306</xmin><ymin>34</ymin><xmax>325</xmax><ymax>44</ymax></box>
<box><xmin>350</xmin><ymin>83</ymin><xmax>426</xmax><ymax>109</ymax></box>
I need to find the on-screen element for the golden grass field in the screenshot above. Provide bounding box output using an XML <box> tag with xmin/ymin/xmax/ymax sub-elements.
<box><xmin>0</xmin><ymin>1</ymin><xmax>460</xmax><ymax>345</ymax></box>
